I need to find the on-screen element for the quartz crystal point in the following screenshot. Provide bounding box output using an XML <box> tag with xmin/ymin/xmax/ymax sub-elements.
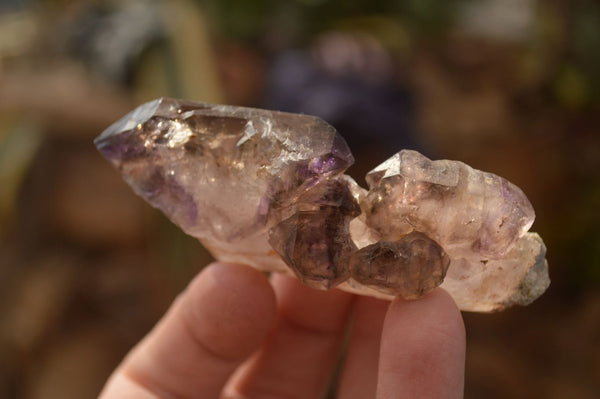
<box><xmin>95</xmin><ymin>98</ymin><xmax>550</xmax><ymax>312</ymax></box>
<box><xmin>268</xmin><ymin>176</ymin><xmax>361</xmax><ymax>289</ymax></box>
<box><xmin>363</xmin><ymin>150</ymin><xmax>535</xmax><ymax>259</ymax></box>
<box><xmin>349</xmin><ymin>232</ymin><xmax>451</xmax><ymax>299</ymax></box>
<box><xmin>94</xmin><ymin>97</ymin><xmax>353</xmax><ymax>272</ymax></box>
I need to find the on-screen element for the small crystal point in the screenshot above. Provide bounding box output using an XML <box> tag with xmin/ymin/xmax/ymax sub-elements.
<box><xmin>268</xmin><ymin>177</ymin><xmax>361</xmax><ymax>289</ymax></box>
<box><xmin>349</xmin><ymin>232</ymin><xmax>450</xmax><ymax>299</ymax></box>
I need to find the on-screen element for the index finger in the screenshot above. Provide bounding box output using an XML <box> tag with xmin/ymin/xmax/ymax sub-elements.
<box><xmin>99</xmin><ymin>262</ymin><xmax>277</xmax><ymax>399</ymax></box>
<box><xmin>377</xmin><ymin>288</ymin><xmax>466</xmax><ymax>398</ymax></box>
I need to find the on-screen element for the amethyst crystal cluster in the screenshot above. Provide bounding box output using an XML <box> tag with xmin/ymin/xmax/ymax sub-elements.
<box><xmin>95</xmin><ymin>98</ymin><xmax>549</xmax><ymax>312</ymax></box>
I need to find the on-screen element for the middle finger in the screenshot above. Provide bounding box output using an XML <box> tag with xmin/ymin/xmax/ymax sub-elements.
<box><xmin>227</xmin><ymin>274</ymin><xmax>354</xmax><ymax>398</ymax></box>
<box><xmin>337</xmin><ymin>296</ymin><xmax>389</xmax><ymax>399</ymax></box>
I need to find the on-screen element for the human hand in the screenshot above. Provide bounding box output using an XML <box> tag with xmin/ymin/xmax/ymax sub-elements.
<box><xmin>99</xmin><ymin>262</ymin><xmax>465</xmax><ymax>398</ymax></box>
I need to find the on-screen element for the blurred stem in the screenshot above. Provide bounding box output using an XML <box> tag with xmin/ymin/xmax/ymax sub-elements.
<box><xmin>0</xmin><ymin>120</ymin><xmax>42</xmax><ymax>237</ymax></box>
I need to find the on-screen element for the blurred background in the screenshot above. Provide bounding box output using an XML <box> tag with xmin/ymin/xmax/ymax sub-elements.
<box><xmin>0</xmin><ymin>0</ymin><xmax>599</xmax><ymax>397</ymax></box>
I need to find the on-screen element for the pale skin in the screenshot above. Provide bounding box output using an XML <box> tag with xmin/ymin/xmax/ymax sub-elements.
<box><xmin>100</xmin><ymin>262</ymin><xmax>465</xmax><ymax>398</ymax></box>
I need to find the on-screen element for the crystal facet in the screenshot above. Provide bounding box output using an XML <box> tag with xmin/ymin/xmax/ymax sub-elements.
<box><xmin>95</xmin><ymin>98</ymin><xmax>550</xmax><ymax>312</ymax></box>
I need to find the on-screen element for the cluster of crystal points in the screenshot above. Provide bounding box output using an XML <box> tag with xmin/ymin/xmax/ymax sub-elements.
<box><xmin>95</xmin><ymin>98</ymin><xmax>550</xmax><ymax>312</ymax></box>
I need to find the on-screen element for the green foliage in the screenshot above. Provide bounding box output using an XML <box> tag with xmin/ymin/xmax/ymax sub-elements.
<box><xmin>196</xmin><ymin>0</ymin><xmax>467</xmax><ymax>42</ymax></box>
<box><xmin>543</xmin><ymin>0</ymin><xmax>600</xmax><ymax>108</ymax></box>
<box><xmin>571</xmin><ymin>0</ymin><xmax>600</xmax><ymax>105</ymax></box>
